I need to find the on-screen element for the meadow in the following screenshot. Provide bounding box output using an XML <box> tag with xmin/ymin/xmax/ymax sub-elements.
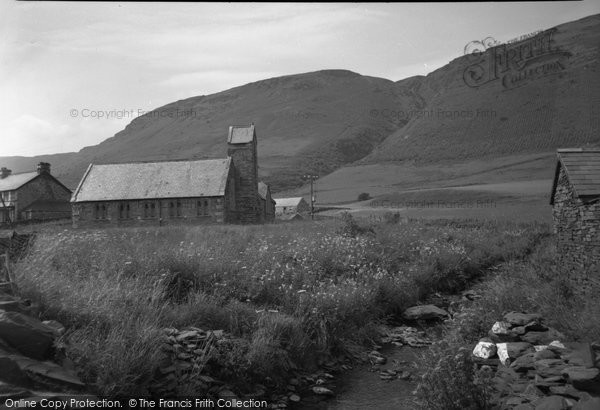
<box><xmin>11</xmin><ymin>215</ymin><xmax>567</xmax><ymax>400</ymax></box>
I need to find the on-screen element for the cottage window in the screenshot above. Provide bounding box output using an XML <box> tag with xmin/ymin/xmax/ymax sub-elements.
<box><xmin>144</xmin><ymin>204</ymin><xmax>149</xmax><ymax>218</ymax></box>
<box><xmin>176</xmin><ymin>201</ymin><xmax>182</xmax><ymax>217</ymax></box>
<box><xmin>168</xmin><ymin>202</ymin><xmax>175</xmax><ymax>217</ymax></box>
<box><xmin>204</xmin><ymin>200</ymin><xmax>210</xmax><ymax>216</ymax></box>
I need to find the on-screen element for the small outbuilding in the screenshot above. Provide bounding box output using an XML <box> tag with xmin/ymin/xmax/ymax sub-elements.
<box><xmin>550</xmin><ymin>148</ymin><xmax>600</xmax><ymax>275</ymax></box>
<box><xmin>258</xmin><ymin>182</ymin><xmax>275</xmax><ymax>222</ymax></box>
<box><xmin>274</xmin><ymin>197</ymin><xmax>310</xmax><ymax>218</ymax></box>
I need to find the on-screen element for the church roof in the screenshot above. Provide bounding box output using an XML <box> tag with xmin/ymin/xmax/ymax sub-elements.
<box><xmin>71</xmin><ymin>158</ymin><xmax>232</xmax><ymax>202</ymax></box>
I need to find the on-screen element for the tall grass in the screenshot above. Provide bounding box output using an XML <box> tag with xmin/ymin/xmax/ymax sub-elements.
<box><xmin>13</xmin><ymin>218</ymin><xmax>548</xmax><ymax>396</ymax></box>
<box><xmin>415</xmin><ymin>235</ymin><xmax>600</xmax><ymax>410</ymax></box>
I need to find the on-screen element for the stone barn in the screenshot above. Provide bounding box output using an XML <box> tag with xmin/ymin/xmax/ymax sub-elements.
<box><xmin>258</xmin><ymin>181</ymin><xmax>275</xmax><ymax>222</ymax></box>
<box><xmin>274</xmin><ymin>197</ymin><xmax>310</xmax><ymax>218</ymax></box>
<box><xmin>0</xmin><ymin>163</ymin><xmax>72</xmax><ymax>224</ymax></box>
<box><xmin>71</xmin><ymin>125</ymin><xmax>263</xmax><ymax>227</ymax></box>
<box><xmin>550</xmin><ymin>148</ymin><xmax>600</xmax><ymax>275</ymax></box>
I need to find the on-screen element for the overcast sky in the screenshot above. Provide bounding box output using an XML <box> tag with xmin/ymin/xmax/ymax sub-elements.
<box><xmin>1</xmin><ymin>2</ymin><xmax>599</xmax><ymax>157</ymax></box>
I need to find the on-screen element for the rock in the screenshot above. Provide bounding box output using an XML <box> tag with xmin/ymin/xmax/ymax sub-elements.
<box><xmin>402</xmin><ymin>305</ymin><xmax>448</xmax><ymax>321</ymax></box>
<box><xmin>497</xmin><ymin>342</ymin><xmax>535</xmax><ymax>365</ymax></box>
<box><xmin>572</xmin><ymin>398</ymin><xmax>600</xmax><ymax>410</ymax></box>
<box><xmin>504</xmin><ymin>312</ymin><xmax>543</xmax><ymax>327</ymax></box>
<box><xmin>534</xmin><ymin>375</ymin><xmax>565</xmax><ymax>387</ymax></box>
<box><xmin>549</xmin><ymin>385</ymin><xmax>593</xmax><ymax>400</ymax></box>
<box><xmin>533</xmin><ymin>395</ymin><xmax>568</xmax><ymax>410</ymax></box>
<box><xmin>473</xmin><ymin>340</ymin><xmax>497</xmax><ymax>359</ymax></box>
<box><xmin>0</xmin><ymin>381</ymin><xmax>31</xmax><ymax>400</ymax></box>
<box><xmin>534</xmin><ymin>349</ymin><xmax>558</xmax><ymax>361</ymax></box>
<box><xmin>0</xmin><ymin>356</ymin><xmax>31</xmax><ymax>386</ymax></box>
<box><xmin>522</xmin><ymin>329</ymin><xmax>566</xmax><ymax>345</ymax></box>
<box><xmin>534</xmin><ymin>359</ymin><xmax>569</xmax><ymax>379</ymax></box>
<box><xmin>0</xmin><ymin>311</ymin><xmax>55</xmax><ymax>360</ymax></box>
<box><xmin>511</xmin><ymin>353</ymin><xmax>536</xmax><ymax>372</ymax></box>
<box><xmin>525</xmin><ymin>321</ymin><xmax>549</xmax><ymax>332</ymax></box>
<box><xmin>18</xmin><ymin>357</ymin><xmax>85</xmax><ymax>389</ymax></box>
<box><xmin>561</xmin><ymin>343</ymin><xmax>595</xmax><ymax>368</ymax></box>
<box><xmin>42</xmin><ymin>320</ymin><xmax>66</xmax><ymax>337</ymax></box>
<box><xmin>549</xmin><ymin>341</ymin><xmax>566</xmax><ymax>350</ymax></box>
<box><xmin>312</xmin><ymin>386</ymin><xmax>334</xmax><ymax>396</ymax></box>
<box><xmin>492</xmin><ymin>321</ymin><xmax>513</xmax><ymax>335</ymax></box>
<box><xmin>562</xmin><ymin>367</ymin><xmax>600</xmax><ymax>392</ymax></box>
<box><xmin>289</xmin><ymin>394</ymin><xmax>300</xmax><ymax>402</ymax></box>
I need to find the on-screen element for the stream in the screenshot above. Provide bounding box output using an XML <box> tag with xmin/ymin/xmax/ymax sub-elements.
<box><xmin>326</xmin><ymin>345</ymin><xmax>421</xmax><ymax>410</ymax></box>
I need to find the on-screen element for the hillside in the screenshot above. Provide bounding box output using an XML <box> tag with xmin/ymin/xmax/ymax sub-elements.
<box><xmin>1</xmin><ymin>14</ymin><xmax>598</xmax><ymax>195</ymax></box>
<box><xmin>362</xmin><ymin>13</ymin><xmax>600</xmax><ymax>166</ymax></box>
<box><xmin>0</xmin><ymin>71</ymin><xmax>423</xmax><ymax>191</ymax></box>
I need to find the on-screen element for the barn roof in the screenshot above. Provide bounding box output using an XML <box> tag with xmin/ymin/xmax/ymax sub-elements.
<box><xmin>550</xmin><ymin>148</ymin><xmax>600</xmax><ymax>204</ymax></box>
<box><xmin>274</xmin><ymin>197</ymin><xmax>306</xmax><ymax>207</ymax></box>
<box><xmin>71</xmin><ymin>158</ymin><xmax>232</xmax><ymax>202</ymax></box>
<box><xmin>0</xmin><ymin>172</ymin><xmax>39</xmax><ymax>192</ymax></box>
<box><xmin>228</xmin><ymin>125</ymin><xmax>255</xmax><ymax>144</ymax></box>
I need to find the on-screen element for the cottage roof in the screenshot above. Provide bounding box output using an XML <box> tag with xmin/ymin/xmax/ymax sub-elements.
<box><xmin>550</xmin><ymin>148</ymin><xmax>600</xmax><ymax>204</ymax></box>
<box><xmin>274</xmin><ymin>197</ymin><xmax>306</xmax><ymax>207</ymax></box>
<box><xmin>228</xmin><ymin>125</ymin><xmax>255</xmax><ymax>144</ymax></box>
<box><xmin>0</xmin><ymin>172</ymin><xmax>39</xmax><ymax>192</ymax></box>
<box><xmin>71</xmin><ymin>158</ymin><xmax>232</xmax><ymax>202</ymax></box>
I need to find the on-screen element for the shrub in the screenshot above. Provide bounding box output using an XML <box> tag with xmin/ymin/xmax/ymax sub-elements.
<box><xmin>357</xmin><ymin>192</ymin><xmax>371</xmax><ymax>201</ymax></box>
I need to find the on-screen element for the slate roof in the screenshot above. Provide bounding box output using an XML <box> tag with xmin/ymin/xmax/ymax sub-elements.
<box><xmin>551</xmin><ymin>148</ymin><xmax>600</xmax><ymax>204</ymax></box>
<box><xmin>71</xmin><ymin>158</ymin><xmax>232</xmax><ymax>202</ymax></box>
<box><xmin>258</xmin><ymin>181</ymin><xmax>270</xmax><ymax>201</ymax></box>
<box><xmin>228</xmin><ymin>125</ymin><xmax>255</xmax><ymax>144</ymax></box>
<box><xmin>274</xmin><ymin>197</ymin><xmax>306</xmax><ymax>207</ymax></box>
<box><xmin>0</xmin><ymin>172</ymin><xmax>39</xmax><ymax>192</ymax></box>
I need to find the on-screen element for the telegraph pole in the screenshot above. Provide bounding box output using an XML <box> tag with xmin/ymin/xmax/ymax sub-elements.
<box><xmin>302</xmin><ymin>174</ymin><xmax>318</xmax><ymax>220</ymax></box>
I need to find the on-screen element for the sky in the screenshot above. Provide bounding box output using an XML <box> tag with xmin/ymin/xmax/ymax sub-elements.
<box><xmin>1</xmin><ymin>2</ymin><xmax>599</xmax><ymax>157</ymax></box>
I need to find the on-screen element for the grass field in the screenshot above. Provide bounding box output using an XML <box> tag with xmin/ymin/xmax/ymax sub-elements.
<box><xmin>13</xmin><ymin>217</ymin><xmax>551</xmax><ymax>398</ymax></box>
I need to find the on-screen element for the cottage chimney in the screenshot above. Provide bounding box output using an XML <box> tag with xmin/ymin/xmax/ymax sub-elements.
<box><xmin>0</xmin><ymin>167</ymin><xmax>11</xmax><ymax>179</ymax></box>
<box><xmin>37</xmin><ymin>162</ymin><xmax>51</xmax><ymax>175</ymax></box>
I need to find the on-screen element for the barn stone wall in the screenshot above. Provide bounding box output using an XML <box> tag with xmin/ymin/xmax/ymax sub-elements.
<box><xmin>552</xmin><ymin>166</ymin><xmax>600</xmax><ymax>285</ymax></box>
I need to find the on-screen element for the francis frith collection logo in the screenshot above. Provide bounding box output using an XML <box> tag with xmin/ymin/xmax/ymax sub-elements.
<box><xmin>462</xmin><ymin>28</ymin><xmax>572</xmax><ymax>89</ymax></box>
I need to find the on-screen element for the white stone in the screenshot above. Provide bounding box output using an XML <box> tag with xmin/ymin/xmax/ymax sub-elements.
<box><xmin>496</xmin><ymin>343</ymin><xmax>510</xmax><ymax>365</ymax></box>
<box><xmin>473</xmin><ymin>340</ymin><xmax>497</xmax><ymax>359</ymax></box>
<box><xmin>534</xmin><ymin>345</ymin><xmax>548</xmax><ymax>352</ymax></box>
<box><xmin>491</xmin><ymin>321</ymin><xmax>512</xmax><ymax>335</ymax></box>
<box><xmin>549</xmin><ymin>340</ymin><xmax>565</xmax><ymax>349</ymax></box>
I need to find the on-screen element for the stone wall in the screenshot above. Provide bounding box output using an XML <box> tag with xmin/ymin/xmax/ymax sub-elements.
<box><xmin>14</xmin><ymin>174</ymin><xmax>71</xmax><ymax>221</ymax></box>
<box><xmin>72</xmin><ymin>196</ymin><xmax>230</xmax><ymax>228</ymax></box>
<box><xmin>552</xmin><ymin>167</ymin><xmax>600</xmax><ymax>283</ymax></box>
